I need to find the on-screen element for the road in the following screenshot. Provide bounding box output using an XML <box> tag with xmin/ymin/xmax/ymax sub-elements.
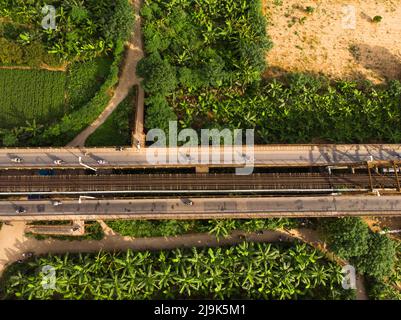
<box><xmin>0</xmin><ymin>144</ymin><xmax>401</xmax><ymax>169</ymax></box>
<box><xmin>1</xmin><ymin>195</ymin><xmax>401</xmax><ymax>220</ymax></box>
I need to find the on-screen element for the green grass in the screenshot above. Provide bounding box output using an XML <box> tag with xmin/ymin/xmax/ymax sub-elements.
<box><xmin>106</xmin><ymin>218</ymin><xmax>299</xmax><ymax>238</ymax></box>
<box><xmin>0</xmin><ymin>58</ymin><xmax>112</xmax><ymax>131</ymax></box>
<box><xmin>66</xmin><ymin>58</ymin><xmax>113</xmax><ymax>110</ymax></box>
<box><xmin>0</xmin><ymin>69</ymin><xmax>66</xmax><ymax>128</ymax></box>
<box><xmin>85</xmin><ymin>88</ymin><xmax>135</xmax><ymax>147</ymax></box>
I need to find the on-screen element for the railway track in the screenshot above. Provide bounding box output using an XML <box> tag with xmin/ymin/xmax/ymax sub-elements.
<box><xmin>0</xmin><ymin>172</ymin><xmax>399</xmax><ymax>194</ymax></box>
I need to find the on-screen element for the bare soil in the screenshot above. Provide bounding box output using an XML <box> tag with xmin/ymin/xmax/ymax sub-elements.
<box><xmin>264</xmin><ymin>0</ymin><xmax>401</xmax><ymax>83</ymax></box>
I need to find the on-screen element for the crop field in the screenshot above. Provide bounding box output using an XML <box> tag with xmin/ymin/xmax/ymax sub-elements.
<box><xmin>0</xmin><ymin>69</ymin><xmax>66</xmax><ymax>128</ymax></box>
<box><xmin>0</xmin><ymin>243</ymin><xmax>353</xmax><ymax>300</ymax></box>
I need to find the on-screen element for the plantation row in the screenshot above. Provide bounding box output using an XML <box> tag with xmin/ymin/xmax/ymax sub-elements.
<box><xmin>0</xmin><ymin>242</ymin><xmax>352</xmax><ymax>300</ymax></box>
<box><xmin>173</xmin><ymin>75</ymin><xmax>401</xmax><ymax>144</ymax></box>
<box><xmin>0</xmin><ymin>0</ymin><xmax>133</xmax><ymax>65</ymax></box>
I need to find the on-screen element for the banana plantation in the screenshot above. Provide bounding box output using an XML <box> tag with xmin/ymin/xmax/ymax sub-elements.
<box><xmin>0</xmin><ymin>242</ymin><xmax>353</xmax><ymax>300</ymax></box>
<box><xmin>137</xmin><ymin>0</ymin><xmax>271</xmax><ymax>131</ymax></box>
<box><xmin>0</xmin><ymin>0</ymin><xmax>133</xmax><ymax>64</ymax></box>
<box><xmin>174</xmin><ymin>74</ymin><xmax>401</xmax><ymax>144</ymax></box>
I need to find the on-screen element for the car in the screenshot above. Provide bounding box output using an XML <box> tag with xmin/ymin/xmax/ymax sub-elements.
<box><xmin>241</xmin><ymin>153</ymin><xmax>254</xmax><ymax>162</ymax></box>
<box><xmin>53</xmin><ymin>159</ymin><xmax>64</xmax><ymax>165</ymax></box>
<box><xmin>11</xmin><ymin>157</ymin><xmax>23</xmax><ymax>163</ymax></box>
<box><xmin>51</xmin><ymin>200</ymin><xmax>62</xmax><ymax>206</ymax></box>
<box><xmin>181</xmin><ymin>198</ymin><xmax>193</xmax><ymax>206</ymax></box>
<box><xmin>97</xmin><ymin>159</ymin><xmax>108</xmax><ymax>165</ymax></box>
<box><xmin>115</xmin><ymin>146</ymin><xmax>124</xmax><ymax>151</ymax></box>
<box><xmin>15</xmin><ymin>207</ymin><xmax>26</xmax><ymax>214</ymax></box>
<box><xmin>135</xmin><ymin>142</ymin><xmax>141</xmax><ymax>150</ymax></box>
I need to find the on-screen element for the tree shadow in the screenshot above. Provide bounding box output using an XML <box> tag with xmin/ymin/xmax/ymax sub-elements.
<box><xmin>348</xmin><ymin>43</ymin><xmax>401</xmax><ymax>82</ymax></box>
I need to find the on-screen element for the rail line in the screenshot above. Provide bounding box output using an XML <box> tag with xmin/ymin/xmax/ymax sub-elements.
<box><xmin>0</xmin><ymin>172</ymin><xmax>399</xmax><ymax>195</ymax></box>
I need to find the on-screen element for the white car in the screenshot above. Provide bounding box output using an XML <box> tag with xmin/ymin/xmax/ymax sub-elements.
<box><xmin>97</xmin><ymin>159</ymin><xmax>108</xmax><ymax>165</ymax></box>
<box><xmin>16</xmin><ymin>207</ymin><xmax>26</xmax><ymax>214</ymax></box>
<box><xmin>11</xmin><ymin>157</ymin><xmax>23</xmax><ymax>163</ymax></box>
<box><xmin>53</xmin><ymin>159</ymin><xmax>64</xmax><ymax>165</ymax></box>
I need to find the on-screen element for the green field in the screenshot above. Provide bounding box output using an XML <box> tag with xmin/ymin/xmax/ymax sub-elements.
<box><xmin>85</xmin><ymin>88</ymin><xmax>135</xmax><ymax>147</ymax></box>
<box><xmin>0</xmin><ymin>69</ymin><xmax>66</xmax><ymax>128</ymax></box>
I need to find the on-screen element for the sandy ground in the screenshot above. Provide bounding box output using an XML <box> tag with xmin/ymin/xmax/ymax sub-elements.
<box><xmin>264</xmin><ymin>0</ymin><xmax>401</xmax><ymax>83</ymax></box>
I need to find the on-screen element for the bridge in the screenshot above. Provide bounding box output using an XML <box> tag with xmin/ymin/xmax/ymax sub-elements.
<box><xmin>1</xmin><ymin>196</ymin><xmax>401</xmax><ymax>221</ymax></box>
<box><xmin>0</xmin><ymin>172</ymin><xmax>400</xmax><ymax>195</ymax></box>
<box><xmin>0</xmin><ymin>144</ymin><xmax>400</xmax><ymax>169</ymax></box>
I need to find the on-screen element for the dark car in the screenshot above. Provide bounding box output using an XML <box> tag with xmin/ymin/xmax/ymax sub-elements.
<box><xmin>16</xmin><ymin>207</ymin><xmax>26</xmax><ymax>214</ymax></box>
<box><xmin>181</xmin><ymin>198</ymin><xmax>193</xmax><ymax>206</ymax></box>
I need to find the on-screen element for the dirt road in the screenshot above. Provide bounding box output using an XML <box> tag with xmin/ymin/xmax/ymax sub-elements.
<box><xmin>67</xmin><ymin>0</ymin><xmax>144</xmax><ymax>147</ymax></box>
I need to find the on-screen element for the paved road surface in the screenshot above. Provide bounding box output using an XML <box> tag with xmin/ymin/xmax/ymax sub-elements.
<box><xmin>1</xmin><ymin>195</ymin><xmax>401</xmax><ymax>220</ymax></box>
<box><xmin>0</xmin><ymin>144</ymin><xmax>401</xmax><ymax>169</ymax></box>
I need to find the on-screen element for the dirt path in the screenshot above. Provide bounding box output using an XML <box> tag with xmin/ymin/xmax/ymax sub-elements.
<box><xmin>67</xmin><ymin>0</ymin><xmax>144</xmax><ymax>147</ymax></box>
<box><xmin>0</xmin><ymin>64</ymin><xmax>67</xmax><ymax>72</ymax></box>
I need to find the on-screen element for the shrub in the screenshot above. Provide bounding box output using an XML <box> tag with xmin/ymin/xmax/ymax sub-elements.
<box><xmin>137</xmin><ymin>52</ymin><xmax>178</xmax><ymax>95</ymax></box>
<box><xmin>0</xmin><ymin>38</ymin><xmax>23</xmax><ymax>65</ymax></box>
<box><xmin>319</xmin><ymin>217</ymin><xmax>370</xmax><ymax>260</ymax></box>
<box><xmin>355</xmin><ymin>232</ymin><xmax>396</xmax><ymax>279</ymax></box>
<box><xmin>372</xmin><ymin>15</ymin><xmax>383</xmax><ymax>23</ymax></box>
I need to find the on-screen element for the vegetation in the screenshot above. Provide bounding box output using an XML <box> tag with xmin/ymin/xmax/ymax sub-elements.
<box><xmin>0</xmin><ymin>242</ymin><xmax>352</xmax><ymax>300</ymax></box>
<box><xmin>367</xmin><ymin>245</ymin><xmax>401</xmax><ymax>300</ymax></box>
<box><xmin>138</xmin><ymin>0</ymin><xmax>271</xmax><ymax>131</ymax></box>
<box><xmin>106</xmin><ymin>218</ymin><xmax>298</xmax><ymax>238</ymax></box>
<box><xmin>356</xmin><ymin>233</ymin><xmax>397</xmax><ymax>280</ymax></box>
<box><xmin>0</xmin><ymin>0</ymin><xmax>134</xmax><ymax>147</ymax></box>
<box><xmin>0</xmin><ymin>69</ymin><xmax>66</xmax><ymax>131</ymax></box>
<box><xmin>319</xmin><ymin>218</ymin><xmax>400</xmax><ymax>299</ymax></box>
<box><xmin>0</xmin><ymin>57</ymin><xmax>114</xmax><ymax>146</ymax></box>
<box><xmin>372</xmin><ymin>15</ymin><xmax>383</xmax><ymax>23</ymax></box>
<box><xmin>66</xmin><ymin>57</ymin><xmax>113</xmax><ymax>110</ymax></box>
<box><xmin>174</xmin><ymin>75</ymin><xmax>401</xmax><ymax>144</ymax></box>
<box><xmin>319</xmin><ymin>217</ymin><xmax>370</xmax><ymax>260</ymax></box>
<box><xmin>0</xmin><ymin>0</ymin><xmax>134</xmax><ymax>64</ymax></box>
<box><xmin>86</xmin><ymin>88</ymin><xmax>135</xmax><ymax>147</ymax></box>
<box><xmin>139</xmin><ymin>1</ymin><xmax>401</xmax><ymax>146</ymax></box>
